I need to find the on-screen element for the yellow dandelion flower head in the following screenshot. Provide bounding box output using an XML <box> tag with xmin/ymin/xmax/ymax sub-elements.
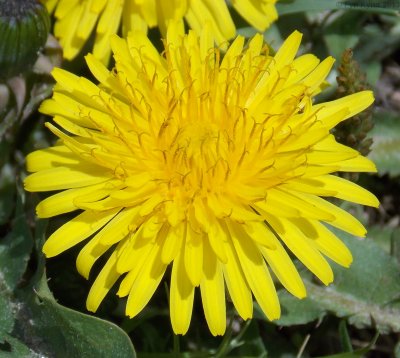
<box><xmin>25</xmin><ymin>23</ymin><xmax>378</xmax><ymax>336</ymax></box>
<box><xmin>42</xmin><ymin>0</ymin><xmax>278</xmax><ymax>63</ymax></box>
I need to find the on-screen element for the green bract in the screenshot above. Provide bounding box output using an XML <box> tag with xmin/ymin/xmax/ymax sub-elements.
<box><xmin>0</xmin><ymin>0</ymin><xmax>50</xmax><ymax>79</ymax></box>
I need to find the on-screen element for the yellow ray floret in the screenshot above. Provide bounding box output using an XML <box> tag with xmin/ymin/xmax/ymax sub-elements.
<box><xmin>25</xmin><ymin>24</ymin><xmax>378</xmax><ymax>335</ymax></box>
<box><xmin>41</xmin><ymin>0</ymin><xmax>278</xmax><ymax>63</ymax></box>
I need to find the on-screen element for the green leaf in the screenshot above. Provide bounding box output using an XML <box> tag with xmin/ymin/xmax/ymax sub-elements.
<box><xmin>369</xmin><ymin>111</ymin><xmax>400</xmax><ymax>176</ymax></box>
<box><xmin>390</xmin><ymin>227</ymin><xmax>400</xmax><ymax>262</ymax></box>
<box><xmin>13</xmin><ymin>292</ymin><xmax>137</xmax><ymax>358</ymax></box>
<box><xmin>354</xmin><ymin>24</ymin><xmax>400</xmax><ymax>64</ymax></box>
<box><xmin>0</xmin><ymin>182</ymin><xmax>15</xmax><ymax>226</ymax></box>
<box><xmin>277</xmin><ymin>0</ymin><xmax>338</xmax><ymax>15</ymax></box>
<box><xmin>315</xmin><ymin>332</ymin><xmax>378</xmax><ymax>358</ymax></box>
<box><xmin>0</xmin><ymin>334</ymin><xmax>39</xmax><ymax>358</ymax></box>
<box><xmin>395</xmin><ymin>341</ymin><xmax>400</xmax><ymax>358</ymax></box>
<box><xmin>338</xmin><ymin>321</ymin><xmax>353</xmax><ymax>353</ymax></box>
<box><xmin>362</xmin><ymin>60</ymin><xmax>381</xmax><ymax>88</ymax></box>
<box><xmin>0</xmin><ymin>295</ymin><xmax>14</xmax><ymax>344</ymax></box>
<box><xmin>256</xmin><ymin>290</ymin><xmax>325</xmax><ymax>326</ymax></box>
<box><xmin>340</xmin><ymin>0</ymin><xmax>400</xmax><ymax>11</ymax></box>
<box><xmin>4</xmin><ymin>219</ymin><xmax>136</xmax><ymax>358</ymax></box>
<box><xmin>306</xmin><ymin>231</ymin><xmax>400</xmax><ymax>333</ymax></box>
<box><xmin>0</xmin><ymin>191</ymin><xmax>33</xmax><ymax>290</ymax></box>
<box><xmin>258</xmin><ymin>229</ymin><xmax>400</xmax><ymax>333</ymax></box>
<box><xmin>316</xmin><ymin>353</ymin><xmax>361</xmax><ymax>358</ymax></box>
<box><xmin>0</xmin><ymin>138</ymin><xmax>11</xmax><ymax>168</ymax></box>
<box><xmin>367</xmin><ymin>225</ymin><xmax>400</xmax><ymax>261</ymax></box>
<box><xmin>0</xmin><ymin>188</ymin><xmax>34</xmax><ymax>346</ymax></box>
<box><xmin>276</xmin><ymin>0</ymin><xmax>399</xmax><ymax>15</ymax></box>
<box><xmin>332</xmin><ymin>234</ymin><xmax>400</xmax><ymax>304</ymax></box>
<box><xmin>232</xmin><ymin>321</ymin><xmax>267</xmax><ymax>357</ymax></box>
<box><xmin>323</xmin><ymin>12</ymin><xmax>363</xmax><ymax>60</ymax></box>
<box><xmin>0</xmin><ymin>196</ymin><xmax>136</xmax><ymax>358</ymax></box>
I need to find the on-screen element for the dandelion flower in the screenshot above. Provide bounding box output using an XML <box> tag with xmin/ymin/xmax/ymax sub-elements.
<box><xmin>41</xmin><ymin>0</ymin><xmax>278</xmax><ymax>63</ymax></box>
<box><xmin>24</xmin><ymin>24</ymin><xmax>378</xmax><ymax>336</ymax></box>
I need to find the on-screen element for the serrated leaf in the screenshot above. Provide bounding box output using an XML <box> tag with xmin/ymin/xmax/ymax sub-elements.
<box><xmin>340</xmin><ymin>0</ymin><xmax>400</xmax><ymax>11</ymax></box>
<box><xmin>369</xmin><ymin>111</ymin><xmax>400</xmax><ymax>176</ymax></box>
<box><xmin>276</xmin><ymin>0</ymin><xmax>399</xmax><ymax>15</ymax></box>
<box><xmin>305</xmin><ymin>232</ymin><xmax>400</xmax><ymax>333</ymax></box>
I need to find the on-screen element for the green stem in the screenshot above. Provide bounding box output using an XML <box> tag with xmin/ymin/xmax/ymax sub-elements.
<box><xmin>173</xmin><ymin>334</ymin><xmax>180</xmax><ymax>357</ymax></box>
<box><xmin>214</xmin><ymin>317</ymin><xmax>234</xmax><ymax>358</ymax></box>
<box><xmin>215</xmin><ymin>319</ymin><xmax>252</xmax><ymax>358</ymax></box>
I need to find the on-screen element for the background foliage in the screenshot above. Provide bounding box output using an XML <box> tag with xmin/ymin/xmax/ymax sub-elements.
<box><xmin>1</xmin><ymin>0</ymin><xmax>400</xmax><ymax>357</ymax></box>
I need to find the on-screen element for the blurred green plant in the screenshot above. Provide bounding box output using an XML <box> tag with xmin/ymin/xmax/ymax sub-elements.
<box><xmin>369</xmin><ymin>111</ymin><xmax>400</xmax><ymax>177</ymax></box>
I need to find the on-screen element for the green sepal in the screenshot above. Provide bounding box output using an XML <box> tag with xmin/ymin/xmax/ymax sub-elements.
<box><xmin>0</xmin><ymin>0</ymin><xmax>50</xmax><ymax>79</ymax></box>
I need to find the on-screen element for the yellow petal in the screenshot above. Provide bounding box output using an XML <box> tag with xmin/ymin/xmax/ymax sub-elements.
<box><xmin>232</xmin><ymin>0</ymin><xmax>277</xmax><ymax>31</ymax></box>
<box><xmin>221</xmin><ymin>223</ymin><xmax>253</xmax><ymax>320</ymax></box>
<box><xmin>125</xmin><ymin>240</ymin><xmax>167</xmax><ymax>318</ymax></box>
<box><xmin>117</xmin><ymin>232</ymin><xmax>156</xmax><ymax>297</ymax></box>
<box><xmin>116</xmin><ymin>226</ymin><xmax>152</xmax><ymax>274</ymax></box>
<box><xmin>314</xmin><ymin>91</ymin><xmax>374</xmax><ymax>129</ymax></box>
<box><xmin>36</xmin><ymin>184</ymin><xmax>107</xmax><ymax>218</ymax></box>
<box><xmin>155</xmin><ymin>0</ymin><xmax>186</xmax><ymax>35</ymax></box>
<box><xmin>86</xmin><ymin>248</ymin><xmax>120</xmax><ymax>312</ymax></box>
<box><xmin>170</xmin><ymin>248</ymin><xmax>195</xmax><ymax>335</ymax></box>
<box><xmin>184</xmin><ymin>225</ymin><xmax>204</xmax><ymax>286</ymax></box>
<box><xmin>287</xmin><ymin>54</ymin><xmax>320</xmax><ymax>86</ymax></box>
<box><xmin>228</xmin><ymin>220</ymin><xmax>280</xmax><ymax>320</ymax></box>
<box><xmin>306</xmin><ymin>149</ymin><xmax>358</xmax><ymax>165</ymax></box>
<box><xmin>336</xmin><ymin>156</ymin><xmax>377</xmax><ymax>173</ymax></box>
<box><xmin>185</xmin><ymin>0</ymin><xmax>235</xmax><ymax>45</ymax></box>
<box><xmin>200</xmin><ymin>240</ymin><xmax>226</xmax><ymax>336</ymax></box>
<box><xmin>293</xmin><ymin>218</ymin><xmax>353</xmax><ymax>267</ymax></box>
<box><xmin>24</xmin><ymin>166</ymin><xmax>111</xmax><ymax>192</ymax></box>
<box><xmin>93</xmin><ymin>1</ymin><xmax>123</xmax><ymax>63</ymax></box>
<box><xmin>273</xmin><ymin>30</ymin><xmax>302</xmax><ymax>69</ymax></box>
<box><xmin>26</xmin><ymin>145</ymin><xmax>79</xmax><ymax>172</ymax></box>
<box><xmin>295</xmin><ymin>193</ymin><xmax>367</xmax><ymax>237</ymax></box>
<box><xmin>161</xmin><ymin>223</ymin><xmax>184</xmax><ymax>264</ymax></box>
<box><xmin>220</xmin><ymin>35</ymin><xmax>245</xmax><ymax>70</ymax></box>
<box><xmin>265</xmin><ymin>188</ymin><xmax>335</xmax><ymax>221</ymax></box>
<box><xmin>43</xmin><ymin>208</ymin><xmax>119</xmax><ymax>257</ymax></box>
<box><xmin>272</xmin><ymin>217</ymin><xmax>334</xmax><ymax>285</ymax></box>
<box><xmin>317</xmin><ymin>175</ymin><xmax>379</xmax><ymax>207</ymax></box>
<box><xmin>207</xmin><ymin>219</ymin><xmax>229</xmax><ymax>264</ymax></box>
<box><xmin>96</xmin><ymin>206</ymin><xmax>141</xmax><ymax>245</ymax></box>
<box><xmin>76</xmin><ymin>231</ymin><xmax>111</xmax><ymax>279</ymax></box>
<box><xmin>302</xmin><ymin>56</ymin><xmax>335</xmax><ymax>92</ymax></box>
<box><xmin>259</xmin><ymin>241</ymin><xmax>306</xmax><ymax>299</ymax></box>
<box><xmin>281</xmin><ymin>178</ymin><xmax>336</xmax><ymax>197</ymax></box>
<box><xmin>243</xmin><ymin>221</ymin><xmax>276</xmax><ymax>249</ymax></box>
